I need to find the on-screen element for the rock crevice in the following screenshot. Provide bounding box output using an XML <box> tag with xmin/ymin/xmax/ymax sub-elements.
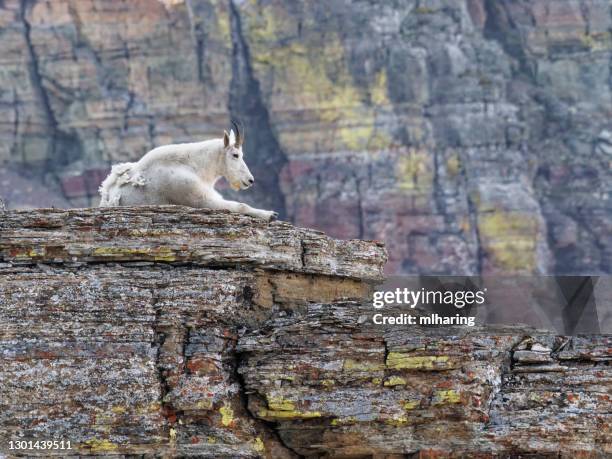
<box><xmin>228</xmin><ymin>0</ymin><xmax>288</xmax><ymax>219</ymax></box>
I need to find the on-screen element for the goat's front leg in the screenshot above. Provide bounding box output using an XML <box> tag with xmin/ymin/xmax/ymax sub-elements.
<box><xmin>170</xmin><ymin>177</ymin><xmax>278</xmax><ymax>221</ymax></box>
<box><xmin>206</xmin><ymin>196</ymin><xmax>278</xmax><ymax>221</ymax></box>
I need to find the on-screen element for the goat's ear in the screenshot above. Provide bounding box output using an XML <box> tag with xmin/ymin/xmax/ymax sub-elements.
<box><xmin>223</xmin><ymin>130</ymin><xmax>230</xmax><ymax>148</ymax></box>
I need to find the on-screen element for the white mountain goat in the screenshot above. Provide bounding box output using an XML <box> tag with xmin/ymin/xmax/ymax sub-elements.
<box><xmin>98</xmin><ymin>123</ymin><xmax>278</xmax><ymax>221</ymax></box>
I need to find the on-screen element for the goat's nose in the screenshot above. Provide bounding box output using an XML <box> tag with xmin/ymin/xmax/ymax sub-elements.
<box><xmin>248</xmin><ymin>178</ymin><xmax>254</xmax><ymax>185</ymax></box>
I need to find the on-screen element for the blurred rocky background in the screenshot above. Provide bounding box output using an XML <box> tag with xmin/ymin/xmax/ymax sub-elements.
<box><xmin>0</xmin><ymin>0</ymin><xmax>610</xmax><ymax>275</ymax></box>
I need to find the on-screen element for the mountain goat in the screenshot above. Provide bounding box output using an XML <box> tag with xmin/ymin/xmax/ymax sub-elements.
<box><xmin>98</xmin><ymin>122</ymin><xmax>278</xmax><ymax>221</ymax></box>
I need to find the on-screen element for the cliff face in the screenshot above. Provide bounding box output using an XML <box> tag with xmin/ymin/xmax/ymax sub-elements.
<box><xmin>0</xmin><ymin>206</ymin><xmax>385</xmax><ymax>457</ymax></box>
<box><xmin>0</xmin><ymin>0</ymin><xmax>611</xmax><ymax>275</ymax></box>
<box><xmin>0</xmin><ymin>207</ymin><xmax>610</xmax><ymax>457</ymax></box>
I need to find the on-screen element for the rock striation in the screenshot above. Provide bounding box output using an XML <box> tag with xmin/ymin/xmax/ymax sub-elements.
<box><xmin>0</xmin><ymin>207</ymin><xmax>610</xmax><ymax>457</ymax></box>
<box><xmin>0</xmin><ymin>0</ymin><xmax>610</xmax><ymax>275</ymax></box>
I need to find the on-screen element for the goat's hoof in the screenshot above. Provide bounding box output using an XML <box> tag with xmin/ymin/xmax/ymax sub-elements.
<box><xmin>269</xmin><ymin>211</ymin><xmax>279</xmax><ymax>222</ymax></box>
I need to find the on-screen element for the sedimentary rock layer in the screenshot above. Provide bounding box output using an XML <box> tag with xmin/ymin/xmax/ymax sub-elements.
<box><xmin>0</xmin><ymin>207</ymin><xmax>609</xmax><ymax>457</ymax></box>
<box><xmin>0</xmin><ymin>206</ymin><xmax>385</xmax><ymax>280</ymax></box>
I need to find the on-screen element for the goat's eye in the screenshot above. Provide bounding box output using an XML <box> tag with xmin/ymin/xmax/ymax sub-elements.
<box><xmin>232</xmin><ymin>153</ymin><xmax>239</xmax><ymax>159</ymax></box>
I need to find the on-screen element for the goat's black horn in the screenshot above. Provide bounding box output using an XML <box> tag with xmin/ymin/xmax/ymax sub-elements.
<box><xmin>231</xmin><ymin>120</ymin><xmax>242</xmax><ymax>147</ymax></box>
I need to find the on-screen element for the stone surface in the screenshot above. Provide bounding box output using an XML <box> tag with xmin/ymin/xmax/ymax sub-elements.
<box><xmin>0</xmin><ymin>0</ymin><xmax>610</xmax><ymax>276</ymax></box>
<box><xmin>239</xmin><ymin>306</ymin><xmax>611</xmax><ymax>457</ymax></box>
<box><xmin>0</xmin><ymin>206</ymin><xmax>386</xmax><ymax>280</ymax></box>
<box><xmin>0</xmin><ymin>207</ymin><xmax>610</xmax><ymax>457</ymax></box>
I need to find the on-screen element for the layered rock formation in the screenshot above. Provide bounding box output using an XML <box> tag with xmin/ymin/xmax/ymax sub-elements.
<box><xmin>1</xmin><ymin>207</ymin><xmax>610</xmax><ymax>457</ymax></box>
<box><xmin>0</xmin><ymin>0</ymin><xmax>610</xmax><ymax>275</ymax></box>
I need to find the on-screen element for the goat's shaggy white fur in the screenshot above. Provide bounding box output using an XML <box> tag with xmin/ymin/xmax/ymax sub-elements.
<box><xmin>98</xmin><ymin>129</ymin><xmax>278</xmax><ymax>221</ymax></box>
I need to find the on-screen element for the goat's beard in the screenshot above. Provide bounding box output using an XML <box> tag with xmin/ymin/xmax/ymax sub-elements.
<box><xmin>230</xmin><ymin>182</ymin><xmax>241</xmax><ymax>191</ymax></box>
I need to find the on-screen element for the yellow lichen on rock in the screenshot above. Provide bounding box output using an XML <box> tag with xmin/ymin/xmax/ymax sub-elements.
<box><xmin>371</xmin><ymin>70</ymin><xmax>389</xmax><ymax>106</ymax></box>
<box><xmin>111</xmin><ymin>405</ymin><xmax>126</xmax><ymax>414</ymax></box>
<box><xmin>209</xmin><ymin>0</ymin><xmax>231</xmax><ymax>43</ymax></box>
<box><xmin>258</xmin><ymin>408</ymin><xmax>322</xmax><ymax>420</ymax></box>
<box><xmin>196</xmin><ymin>399</ymin><xmax>213</xmax><ymax>410</ymax></box>
<box><xmin>396</xmin><ymin>148</ymin><xmax>433</xmax><ymax>192</ymax></box>
<box><xmin>446</xmin><ymin>153</ymin><xmax>461</xmax><ymax>176</ymax></box>
<box><xmin>152</xmin><ymin>246</ymin><xmax>176</xmax><ymax>261</ymax></box>
<box><xmin>580</xmin><ymin>31</ymin><xmax>612</xmax><ymax>51</ymax></box>
<box><xmin>135</xmin><ymin>402</ymin><xmax>161</xmax><ymax>415</ymax></box>
<box><xmin>220</xmin><ymin>404</ymin><xmax>235</xmax><ymax>427</ymax></box>
<box><xmin>28</xmin><ymin>248</ymin><xmax>45</xmax><ymax>257</ymax></box>
<box><xmin>266</xmin><ymin>395</ymin><xmax>296</xmax><ymax>411</ymax></box>
<box><xmin>253</xmin><ymin>437</ymin><xmax>265</xmax><ymax>453</ymax></box>
<box><xmin>385</xmin><ymin>415</ymin><xmax>408</xmax><ymax>426</ymax></box>
<box><xmin>241</xmin><ymin>1</ymin><xmax>392</xmax><ymax>153</ymax></box>
<box><xmin>343</xmin><ymin>358</ymin><xmax>385</xmax><ymax>372</ymax></box>
<box><xmin>401</xmin><ymin>399</ymin><xmax>421</xmax><ymax>410</ymax></box>
<box><xmin>331</xmin><ymin>416</ymin><xmax>358</xmax><ymax>426</ymax></box>
<box><xmin>81</xmin><ymin>439</ymin><xmax>118</xmax><ymax>453</ymax></box>
<box><xmin>478</xmin><ymin>211</ymin><xmax>539</xmax><ymax>271</ymax></box>
<box><xmin>258</xmin><ymin>394</ymin><xmax>321</xmax><ymax>420</ymax></box>
<box><xmin>386</xmin><ymin>353</ymin><xmax>450</xmax><ymax>370</ymax></box>
<box><xmin>384</xmin><ymin>376</ymin><xmax>407</xmax><ymax>386</ymax></box>
<box><xmin>433</xmin><ymin>389</ymin><xmax>461</xmax><ymax>405</ymax></box>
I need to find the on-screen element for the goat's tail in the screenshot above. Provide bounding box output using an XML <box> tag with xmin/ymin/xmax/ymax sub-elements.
<box><xmin>98</xmin><ymin>162</ymin><xmax>135</xmax><ymax>206</ymax></box>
